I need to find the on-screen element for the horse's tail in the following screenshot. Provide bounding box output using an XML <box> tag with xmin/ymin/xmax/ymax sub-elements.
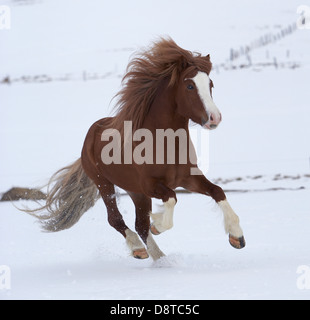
<box><xmin>24</xmin><ymin>158</ymin><xmax>100</xmax><ymax>232</ymax></box>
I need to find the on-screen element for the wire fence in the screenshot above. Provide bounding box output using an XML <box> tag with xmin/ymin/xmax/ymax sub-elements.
<box><xmin>0</xmin><ymin>21</ymin><xmax>301</xmax><ymax>85</ymax></box>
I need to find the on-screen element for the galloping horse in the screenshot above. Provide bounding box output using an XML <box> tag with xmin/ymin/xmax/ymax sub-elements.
<box><xmin>27</xmin><ymin>38</ymin><xmax>245</xmax><ymax>260</ymax></box>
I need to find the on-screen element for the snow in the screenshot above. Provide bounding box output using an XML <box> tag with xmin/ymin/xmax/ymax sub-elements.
<box><xmin>1</xmin><ymin>0</ymin><xmax>310</xmax><ymax>300</ymax></box>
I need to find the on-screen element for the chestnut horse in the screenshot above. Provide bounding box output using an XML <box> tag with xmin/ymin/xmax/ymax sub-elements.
<box><xmin>27</xmin><ymin>38</ymin><xmax>245</xmax><ymax>260</ymax></box>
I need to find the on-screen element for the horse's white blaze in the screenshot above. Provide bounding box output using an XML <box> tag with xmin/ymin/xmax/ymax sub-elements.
<box><xmin>192</xmin><ymin>71</ymin><xmax>221</xmax><ymax>121</ymax></box>
<box><xmin>218</xmin><ymin>200</ymin><xmax>243</xmax><ymax>237</ymax></box>
<box><xmin>125</xmin><ymin>229</ymin><xmax>145</xmax><ymax>251</ymax></box>
<box><xmin>150</xmin><ymin>197</ymin><xmax>176</xmax><ymax>233</ymax></box>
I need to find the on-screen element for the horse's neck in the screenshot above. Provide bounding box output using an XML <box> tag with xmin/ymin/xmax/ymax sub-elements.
<box><xmin>145</xmin><ymin>81</ymin><xmax>188</xmax><ymax>130</ymax></box>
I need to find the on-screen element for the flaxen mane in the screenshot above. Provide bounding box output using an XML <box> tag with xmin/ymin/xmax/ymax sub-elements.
<box><xmin>112</xmin><ymin>37</ymin><xmax>212</xmax><ymax>134</ymax></box>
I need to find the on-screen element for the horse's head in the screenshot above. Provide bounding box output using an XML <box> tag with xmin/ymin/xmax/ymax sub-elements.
<box><xmin>175</xmin><ymin>58</ymin><xmax>222</xmax><ymax>130</ymax></box>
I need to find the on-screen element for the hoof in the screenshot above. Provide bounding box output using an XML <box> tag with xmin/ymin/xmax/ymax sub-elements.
<box><xmin>229</xmin><ymin>234</ymin><xmax>246</xmax><ymax>249</ymax></box>
<box><xmin>150</xmin><ymin>223</ymin><xmax>161</xmax><ymax>236</ymax></box>
<box><xmin>133</xmin><ymin>248</ymin><xmax>149</xmax><ymax>259</ymax></box>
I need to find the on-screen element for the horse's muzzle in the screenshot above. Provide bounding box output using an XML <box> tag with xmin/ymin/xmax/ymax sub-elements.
<box><xmin>202</xmin><ymin>112</ymin><xmax>222</xmax><ymax>130</ymax></box>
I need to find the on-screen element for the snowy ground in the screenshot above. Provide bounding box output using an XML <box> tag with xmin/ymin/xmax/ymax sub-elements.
<box><xmin>1</xmin><ymin>0</ymin><xmax>310</xmax><ymax>300</ymax></box>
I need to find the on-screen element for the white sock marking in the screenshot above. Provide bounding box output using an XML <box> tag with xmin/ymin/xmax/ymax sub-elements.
<box><xmin>146</xmin><ymin>231</ymin><xmax>165</xmax><ymax>261</ymax></box>
<box><xmin>150</xmin><ymin>197</ymin><xmax>176</xmax><ymax>233</ymax></box>
<box><xmin>218</xmin><ymin>200</ymin><xmax>243</xmax><ymax>237</ymax></box>
<box><xmin>125</xmin><ymin>229</ymin><xmax>145</xmax><ymax>251</ymax></box>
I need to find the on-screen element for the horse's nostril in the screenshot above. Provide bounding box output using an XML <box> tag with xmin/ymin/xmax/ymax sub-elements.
<box><xmin>210</xmin><ymin>114</ymin><xmax>214</xmax><ymax>121</ymax></box>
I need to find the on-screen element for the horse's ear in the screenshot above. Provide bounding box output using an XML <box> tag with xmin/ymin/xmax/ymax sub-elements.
<box><xmin>205</xmin><ymin>54</ymin><xmax>211</xmax><ymax>61</ymax></box>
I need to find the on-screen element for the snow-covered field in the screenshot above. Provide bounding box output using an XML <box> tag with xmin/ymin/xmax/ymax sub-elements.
<box><xmin>1</xmin><ymin>0</ymin><xmax>310</xmax><ymax>300</ymax></box>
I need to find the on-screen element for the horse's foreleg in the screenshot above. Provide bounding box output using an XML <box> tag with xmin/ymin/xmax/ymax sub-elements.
<box><xmin>150</xmin><ymin>197</ymin><xmax>176</xmax><ymax>235</ymax></box>
<box><xmin>181</xmin><ymin>175</ymin><xmax>245</xmax><ymax>249</ymax></box>
<box><xmin>217</xmin><ymin>199</ymin><xmax>245</xmax><ymax>248</ymax></box>
<box><xmin>143</xmin><ymin>182</ymin><xmax>177</xmax><ymax>236</ymax></box>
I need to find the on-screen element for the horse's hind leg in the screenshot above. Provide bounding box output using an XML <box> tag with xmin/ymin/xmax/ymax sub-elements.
<box><xmin>97</xmin><ymin>179</ymin><xmax>149</xmax><ymax>259</ymax></box>
<box><xmin>127</xmin><ymin>191</ymin><xmax>165</xmax><ymax>261</ymax></box>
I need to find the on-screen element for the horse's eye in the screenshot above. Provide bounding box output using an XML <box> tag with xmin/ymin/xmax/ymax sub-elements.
<box><xmin>187</xmin><ymin>84</ymin><xmax>194</xmax><ymax>90</ymax></box>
